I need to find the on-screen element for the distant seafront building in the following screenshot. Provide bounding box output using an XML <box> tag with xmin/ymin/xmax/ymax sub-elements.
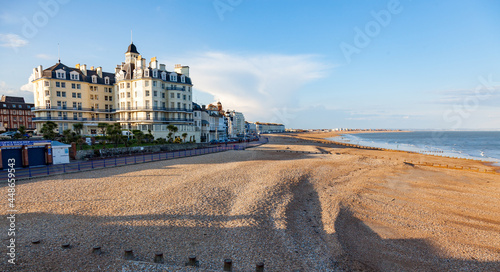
<box><xmin>251</xmin><ymin>122</ymin><xmax>285</xmax><ymax>134</ymax></box>
<box><xmin>226</xmin><ymin>110</ymin><xmax>245</xmax><ymax>138</ymax></box>
<box><xmin>0</xmin><ymin>96</ymin><xmax>35</xmax><ymax>132</ymax></box>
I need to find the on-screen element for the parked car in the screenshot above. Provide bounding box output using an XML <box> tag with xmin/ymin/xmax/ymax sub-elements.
<box><xmin>0</xmin><ymin>131</ymin><xmax>18</xmax><ymax>139</ymax></box>
<box><xmin>209</xmin><ymin>140</ymin><xmax>219</xmax><ymax>145</ymax></box>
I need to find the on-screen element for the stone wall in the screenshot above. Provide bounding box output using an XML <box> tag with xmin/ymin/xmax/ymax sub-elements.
<box><xmin>75</xmin><ymin>143</ymin><xmax>209</xmax><ymax>160</ymax></box>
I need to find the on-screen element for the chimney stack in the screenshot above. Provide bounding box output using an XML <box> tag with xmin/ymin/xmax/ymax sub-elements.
<box><xmin>80</xmin><ymin>64</ymin><xmax>87</xmax><ymax>76</ymax></box>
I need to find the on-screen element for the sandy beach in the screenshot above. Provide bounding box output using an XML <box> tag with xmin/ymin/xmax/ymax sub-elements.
<box><xmin>1</xmin><ymin>133</ymin><xmax>499</xmax><ymax>271</ymax></box>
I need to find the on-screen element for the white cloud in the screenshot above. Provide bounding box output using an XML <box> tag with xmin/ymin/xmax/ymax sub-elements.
<box><xmin>36</xmin><ymin>54</ymin><xmax>55</xmax><ymax>60</ymax></box>
<box><xmin>0</xmin><ymin>33</ymin><xmax>28</xmax><ymax>48</ymax></box>
<box><xmin>0</xmin><ymin>81</ymin><xmax>34</xmax><ymax>103</ymax></box>
<box><xmin>176</xmin><ymin>51</ymin><xmax>331</xmax><ymax>123</ymax></box>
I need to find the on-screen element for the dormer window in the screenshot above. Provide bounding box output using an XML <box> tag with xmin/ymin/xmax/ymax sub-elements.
<box><xmin>170</xmin><ymin>73</ymin><xmax>177</xmax><ymax>82</ymax></box>
<box><xmin>70</xmin><ymin>71</ymin><xmax>80</xmax><ymax>81</ymax></box>
<box><xmin>55</xmin><ymin>70</ymin><xmax>66</xmax><ymax>79</ymax></box>
<box><xmin>145</xmin><ymin>70</ymin><xmax>149</xmax><ymax>77</ymax></box>
<box><xmin>153</xmin><ymin>70</ymin><xmax>158</xmax><ymax>78</ymax></box>
<box><xmin>92</xmin><ymin>75</ymin><xmax>97</xmax><ymax>84</ymax></box>
<box><xmin>104</xmin><ymin>77</ymin><xmax>110</xmax><ymax>85</ymax></box>
<box><xmin>161</xmin><ymin>72</ymin><xmax>166</xmax><ymax>81</ymax></box>
<box><xmin>181</xmin><ymin>75</ymin><xmax>185</xmax><ymax>83</ymax></box>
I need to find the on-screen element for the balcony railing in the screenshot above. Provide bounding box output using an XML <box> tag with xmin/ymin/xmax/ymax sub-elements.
<box><xmin>33</xmin><ymin>116</ymin><xmax>193</xmax><ymax>123</ymax></box>
<box><xmin>117</xmin><ymin>118</ymin><xmax>194</xmax><ymax>122</ymax></box>
<box><xmin>115</xmin><ymin>106</ymin><xmax>193</xmax><ymax>112</ymax></box>
<box><xmin>165</xmin><ymin>86</ymin><xmax>186</xmax><ymax>91</ymax></box>
<box><xmin>32</xmin><ymin>106</ymin><xmax>116</xmax><ymax>113</ymax></box>
<box><xmin>33</xmin><ymin>117</ymin><xmax>117</xmax><ymax>122</ymax></box>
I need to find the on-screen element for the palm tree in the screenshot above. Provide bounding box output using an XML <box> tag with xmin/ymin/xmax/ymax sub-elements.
<box><xmin>73</xmin><ymin>123</ymin><xmax>84</xmax><ymax>136</ymax></box>
<box><xmin>182</xmin><ymin>133</ymin><xmax>188</xmax><ymax>143</ymax></box>
<box><xmin>41</xmin><ymin>121</ymin><xmax>58</xmax><ymax>140</ymax></box>
<box><xmin>166</xmin><ymin>124</ymin><xmax>178</xmax><ymax>142</ymax></box>
<box><xmin>106</xmin><ymin>123</ymin><xmax>122</xmax><ymax>147</ymax></box>
<box><xmin>97</xmin><ymin>123</ymin><xmax>107</xmax><ymax>136</ymax></box>
<box><xmin>18</xmin><ymin>125</ymin><xmax>27</xmax><ymax>139</ymax></box>
<box><xmin>132</xmin><ymin>130</ymin><xmax>144</xmax><ymax>145</ymax></box>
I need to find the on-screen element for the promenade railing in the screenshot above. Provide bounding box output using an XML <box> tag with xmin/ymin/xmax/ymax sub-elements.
<box><xmin>0</xmin><ymin>139</ymin><xmax>268</xmax><ymax>181</ymax></box>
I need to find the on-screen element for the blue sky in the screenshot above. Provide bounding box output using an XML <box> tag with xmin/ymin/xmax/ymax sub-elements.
<box><xmin>1</xmin><ymin>0</ymin><xmax>500</xmax><ymax>129</ymax></box>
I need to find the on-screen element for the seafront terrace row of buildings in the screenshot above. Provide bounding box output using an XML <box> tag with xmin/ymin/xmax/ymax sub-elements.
<box><xmin>28</xmin><ymin>42</ymin><xmax>284</xmax><ymax>142</ymax></box>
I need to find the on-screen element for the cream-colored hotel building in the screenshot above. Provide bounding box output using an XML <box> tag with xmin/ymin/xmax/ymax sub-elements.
<box><xmin>30</xmin><ymin>43</ymin><xmax>197</xmax><ymax>141</ymax></box>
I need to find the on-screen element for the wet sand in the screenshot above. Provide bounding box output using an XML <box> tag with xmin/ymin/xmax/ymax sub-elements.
<box><xmin>1</xmin><ymin>133</ymin><xmax>499</xmax><ymax>271</ymax></box>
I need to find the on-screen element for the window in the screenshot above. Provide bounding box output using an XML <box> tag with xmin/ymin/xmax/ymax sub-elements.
<box><xmin>145</xmin><ymin>101</ymin><xmax>150</xmax><ymax>109</ymax></box>
<box><xmin>45</xmin><ymin>90</ymin><xmax>50</xmax><ymax>96</ymax></box>
<box><xmin>44</xmin><ymin>81</ymin><xmax>49</xmax><ymax>87</ymax></box>
<box><xmin>146</xmin><ymin>90</ymin><xmax>150</xmax><ymax>96</ymax></box>
<box><xmin>153</xmin><ymin>70</ymin><xmax>157</xmax><ymax>78</ymax></box>
<box><xmin>120</xmin><ymin>83</ymin><xmax>124</xmax><ymax>89</ymax></box>
<box><xmin>181</xmin><ymin>75</ymin><xmax>185</xmax><ymax>83</ymax></box>
<box><xmin>170</xmin><ymin>74</ymin><xmax>177</xmax><ymax>81</ymax></box>
<box><xmin>154</xmin><ymin>101</ymin><xmax>158</xmax><ymax>108</ymax></box>
<box><xmin>62</xmin><ymin>91</ymin><xmax>66</xmax><ymax>97</ymax></box>
<box><xmin>170</xmin><ymin>93</ymin><xmax>174</xmax><ymax>98</ymax></box>
<box><xmin>145</xmin><ymin>81</ymin><xmax>149</xmax><ymax>87</ymax></box>
<box><xmin>127</xmin><ymin>92</ymin><xmax>130</xmax><ymax>98</ymax></box>
<box><xmin>153</xmin><ymin>81</ymin><xmax>157</xmax><ymax>87</ymax></box>
<box><xmin>171</xmin><ymin>102</ymin><xmax>174</xmax><ymax>108</ymax></box>
<box><xmin>161</xmin><ymin>72</ymin><xmax>166</xmax><ymax>81</ymax></box>
<box><xmin>73</xmin><ymin>102</ymin><xmax>77</xmax><ymax>108</ymax></box>
<box><xmin>145</xmin><ymin>70</ymin><xmax>149</xmax><ymax>77</ymax></box>
<box><xmin>177</xmin><ymin>93</ymin><xmax>180</xmax><ymax>99</ymax></box>
<box><xmin>127</xmin><ymin>82</ymin><xmax>130</xmax><ymax>88</ymax></box>
<box><xmin>77</xmin><ymin>84</ymin><xmax>81</xmax><ymax>89</ymax></box>
<box><xmin>77</xmin><ymin>93</ymin><xmax>81</xmax><ymax>98</ymax></box>
<box><xmin>134</xmin><ymin>82</ymin><xmax>137</xmax><ymax>88</ymax></box>
<box><xmin>189</xmin><ymin>95</ymin><xmax>191</xmax><ymax>100</ymax></box>
<box><xmin>105</xmin><ymin>96</ymin><xmax>108</xmax><ymax>101</ymax></box>
<box><xmin>71</xmin><ymin>74</ymin><xmax>79</xmax><ymax>80</ymax></box>
<box><xmin>56</xmin><ymin>91</ymin><xmax>61</xmax><ymax>97</ymax></box>
<box><xmin>161</xmin><ymin>83</ymin><xmax>165</xmax><ymax>89</ymax></box>
<box><xmin>56</xmin><ymin>82</ymin><xmax>60</xmax><ymax>87</ymax></box>
<box><xmin>177</xmin><ymin>102</ymin><xmax>181</xmax><ymax>108</ymax></box>
<box><xmin>183</xmin><ymin>95</ymin><xmax>186</xmax><ymax>100</ymax></box>
<box><xmin>153</xmin><ymin>91</ymin><xmax>157</xmax><ymax>97</ymax></box>
<box><xmin>57</xmin><ymin>101</ymin><xmax>62</xmax><ymax>107</ymax></box>
<box><xmin>72</xmin><ymin>92</ymin><xmax>76</xmax><ymax>98</ymax></box>
<box><xmin>61</xmin><ymin>82</ymin><xmax>66</xmax><ymax>88</ymax></box>
<box><xmin>72</xmin><ymin>83</ymin><xmax>76</xmax><ymax>89</ymax></box>
<box><xmin>95</xmin><ymin>95</ymin><xmax>98</xmax><ymax>100</ymax></box>
<box><xmin>105</xmin><ymin>77</ymin><xmax>110</xmax><ymax>84</ymax></box>
<box><xmin>162</xmin><ymin>92</ymin><xmax>165</xmax><ymax>98</ymax></box>
<box><xmin>109</xmin><ymin>96</ymin><xmax>112</xmax><ymax>101</ymax></box>
<box><xmin>162</xmin><ymin>102</ymin><xmax>165</xmax><ymax>108</ymax></box>
<box><xmin>90</xmin><ymin>95</ymin><xmax>94</xmax><ymax>100</ymax></box>
<box><xmin>135</xmin><ymin>92</ymin><xmax>137</xmax><ymax>97</ymax></box>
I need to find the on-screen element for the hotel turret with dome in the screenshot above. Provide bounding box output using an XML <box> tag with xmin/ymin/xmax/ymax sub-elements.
<box><xmin>114</xmin><ymin>42</ymin><xmax>197</xmax><ymax>141</ymax></box>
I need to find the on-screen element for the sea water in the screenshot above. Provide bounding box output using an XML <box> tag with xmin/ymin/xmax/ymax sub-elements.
<box><xmin>329</xmin><ymin>131</ymin><xmax>500</xmax><ymax>164</ymax></box>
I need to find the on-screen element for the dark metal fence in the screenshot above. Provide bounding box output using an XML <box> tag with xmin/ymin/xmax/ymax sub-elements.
<box><xmin>0</xmin><ymin>139</ymin><xmax>268</xmax><ymax>180</ymax></box>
